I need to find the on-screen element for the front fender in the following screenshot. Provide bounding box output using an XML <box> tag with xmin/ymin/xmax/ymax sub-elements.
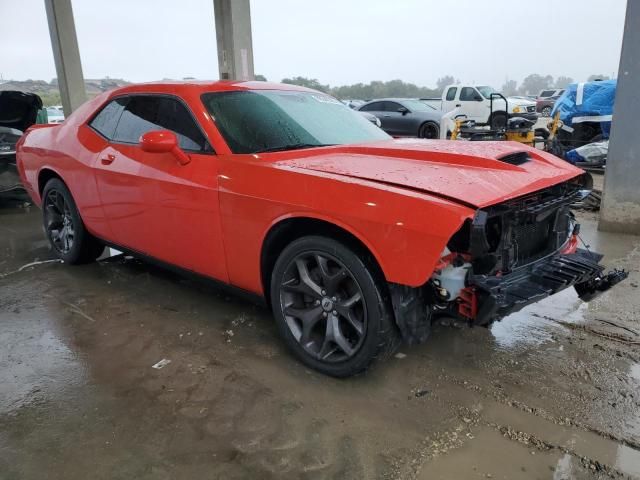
<box><xmin>218</xmin><ymin>156</ymin><xmax>475</xmax><ymax>294</ymax></box>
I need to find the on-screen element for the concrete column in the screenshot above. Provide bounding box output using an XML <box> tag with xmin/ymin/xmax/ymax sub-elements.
<box><xmin>44</xmin><ymin>0</ymin><xmax>86</xmax><ymax>116</ymax></box>
<box><xmin>213</xmin><ymin>0</ymin><xmax>255</xmax><ymax>81</ymax></box>
<box><xmin>599</xmin><ymin>0</ymin><xmax>640</xmax><ymax>234</ymax></box>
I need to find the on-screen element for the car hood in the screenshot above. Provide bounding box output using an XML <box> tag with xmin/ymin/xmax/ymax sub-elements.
<box><xmin>0</xmin><ymin>91</ymin><xmax>43</xmax><ymax>132</ymax></box>
<box><xmin>274</xmin><ymin>139</ymin><xmax>584</xmax><ymax>208</ymax></box>
<box><xmin>508</xmin><ymin>97</ymin><xmax>536</xmax><ymax>106</ymax></box>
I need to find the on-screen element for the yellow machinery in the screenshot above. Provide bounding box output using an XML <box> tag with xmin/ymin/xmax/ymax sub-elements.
<box><xmin>450</xmin><ymin>93</ymin><xmax>537</xmax><ymax>146</ymax></box>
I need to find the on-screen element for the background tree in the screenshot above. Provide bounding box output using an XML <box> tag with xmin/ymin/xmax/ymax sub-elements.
<box><xmin>254</xmin><ymin>74</ymin><xmax>267</xmax><ymax>81</ymax></box>
<box><xmin>554</xmin><ymin>76</ymin><xmax>574</xmax><ymax>88</ymax></box>
<box><xmin>501</xmin><ymin>79</ymin><xmax>518</xmax><ymax>96</ymax></box>
<box><xmin>331</xmin><ymin>79</ymin><xmax>439</xmax><ymax>100</ymax></box>
<box><xmin>436</xmin><ymin>75</ymin><xmax>456</xmax><ymax>93</ymax></box>
<box><xmin>518</xmin><ymin>74</ymin><xmax>554</xmax><ymax>95</ymax></box>
<box><xmin>587</xmin><ymin>74</ymin><xmax>611</xmax><ymax>81</ymax></box>
<box><xmin>281</xmin><ymin>76</ymin><xmax>330</xmax><ymax>93</ymax></box>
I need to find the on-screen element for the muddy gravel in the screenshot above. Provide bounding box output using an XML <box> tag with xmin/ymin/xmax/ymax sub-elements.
<box><xmin>1</xmin><ymin>199</ymin><xmax>639</xmax><ymax>479</ymax></box>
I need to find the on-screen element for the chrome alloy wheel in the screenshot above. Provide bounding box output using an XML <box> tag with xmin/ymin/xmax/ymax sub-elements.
<box><xmin>279</xmin><ymin>252</ymin><xmax>367</xmax><ymax>363</ymax></box>
<box><xmin>44</xmin><ymin>189</ymin><xmax>75</xmax><ymax>254</ymax></box>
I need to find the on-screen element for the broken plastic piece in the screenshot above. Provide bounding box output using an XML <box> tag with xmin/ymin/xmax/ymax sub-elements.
<box><xmin>151</xmin><ymin>358</ymin><xmax>172</xmax><ymax>369</ymax></box>
<box><xmin>575</xmin><ymin>268</ymin><xmax>629</xmax><ymax>302</ymax></box>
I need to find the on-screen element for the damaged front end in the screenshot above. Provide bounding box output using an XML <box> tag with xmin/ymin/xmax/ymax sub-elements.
<box><xmin>389</xmin><ymin>175</ymin><xmax>628</xmax><ymax>344</ymax></box>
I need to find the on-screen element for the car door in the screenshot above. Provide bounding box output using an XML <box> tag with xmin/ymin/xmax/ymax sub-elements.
<box><xmin>378</xmin><ymin>101</ymin><xmax>411</xmax><ymax>136</ymax></box>
<box><xmin>459</xmin><ymin>87</ymin><xmax>487</xmax><ymax>122</ymax></box>
<box><xmin>92</xmin><ymin>94</ymin><xmax>227</xmax><ymax>281</ymax></box>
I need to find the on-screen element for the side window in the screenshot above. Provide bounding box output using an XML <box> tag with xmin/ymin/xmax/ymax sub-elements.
<box><xmin>360</xmin><ymin>102</ymin><xmax>383</xmax><ymax>112</ymax></box>
<box><xmin>112</xmin><ymin>95</ymin><xmax>210</xmax><ymax>152</ymax></box>
<box><xmin>445</xmin><ymin>87</ymin><xmax>457</xmax><ymax>101</ymax></box>
<box><xmin>383</xmin><ymin>102</ymin><xmax>404</xmax><ymax>112</ymax></box>
<box><xmin>89</xmin><ymin>98</ymin><xmax>127</xmax><ymax>139</ymax></box>
<box><xmin>156</xmin><ymin>98</ymin><xmax>210</xmax><ymax>152</ymax></box>
<box><xmin>460</xmin><ymin>87</ymin><xmax>480</xmax><ymax>101</ymax></box>
<box><xmin>540</xmin><ymin>90</ymin><xmax>555</xmax><ymax>98</ymax></box>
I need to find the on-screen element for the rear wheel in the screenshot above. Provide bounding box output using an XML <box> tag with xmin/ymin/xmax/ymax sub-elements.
<box><xmin>270</xmin><ymin>236</ymin><xmax>399</xmax><ymax>377</ymax></box>
<box><xmin>419</xmin><ymin>121</ymin><xmax>440</xmax><ymax>139</ymax></box>
<box><xmin>42</xmin><ymin>178</ymin><xmax>104</xmax><ymax>264</ymax></box>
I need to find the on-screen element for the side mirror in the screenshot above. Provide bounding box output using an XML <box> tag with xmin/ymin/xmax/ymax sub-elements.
<box><xmin>474</xmin><ymin>95</ymin><xmax>483</xmax><ymax>102</ymax></box>
<box><xmin>139</xmin><ymin>130</ymin><xmax>190</xmax><ymax>165</ymax></box>
<box><xmin>398</xmin><ymin>106</ymin><xmax>409</xmax><ymax>115</ymax></box>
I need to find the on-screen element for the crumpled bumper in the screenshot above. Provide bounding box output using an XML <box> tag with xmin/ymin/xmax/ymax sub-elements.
<box><xmin>468</xmin><ymin>248</ymin><xmax>628</xmax><ymax>325</ymax></box>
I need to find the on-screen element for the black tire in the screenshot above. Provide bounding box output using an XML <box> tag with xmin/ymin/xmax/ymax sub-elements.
<box><xmin>270</xmin><ymin>236</ymin><xmax>399</xmax><ymax>377</ymax></box>
<box><xmin>489</xmin><ymin>112</ymin><xmax>507</xmax><ymax>129</ymax></box>
<box><xmin>541</xmin><ymin>106</ymin><xmax>552</xmax><ymax>117</ymax></box>
<box><xmin>42</xmin><ymin>178</ymin><xmax>104</xmax><ymax>264</ymax></box>
<box><xmin>419</xmin><ymin>121</ymin><xmax>440</xmax><ymax>139</ymax></box>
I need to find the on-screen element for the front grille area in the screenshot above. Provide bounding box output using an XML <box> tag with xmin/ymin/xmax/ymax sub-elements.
<box><xmin>465</xmin><ymin>182</ymin><xmax>581</xmax><ymax>274</ymax></box>
<box><xmin>512</xmin><ymin>216</ymin><xmax>554</xmax><ymax>265</ymax></box>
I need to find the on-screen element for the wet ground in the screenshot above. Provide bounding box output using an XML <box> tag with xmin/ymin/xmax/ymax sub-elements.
<box><xmin>1</xmin><ymin>197</ymin><xmax>639</xmax><ymax>480</ymax></box>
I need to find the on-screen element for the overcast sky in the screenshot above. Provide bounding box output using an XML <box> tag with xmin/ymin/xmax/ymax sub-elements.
<box><xmin>0</xmin><ymin>0</ymin><xmax>627</xmax><ymax>88</ymax></box>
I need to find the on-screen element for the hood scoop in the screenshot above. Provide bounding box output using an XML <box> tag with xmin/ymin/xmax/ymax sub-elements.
<box><xmin>497</xmin><ymin>151</ymin><xmax>530</xmax><ymax>166</ymax></box>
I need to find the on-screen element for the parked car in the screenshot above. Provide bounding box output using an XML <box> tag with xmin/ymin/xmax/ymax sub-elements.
<box><xmin>0</xmin><ymin>90</ymin><xmax>42</xmax><ymax>196</ymax></box>
<box><xmin>341</xmin><ymin>99</ymin><xmax>365</xmax><ymax>109</ymax></box>
<box><xmin>537</xmin><ymin>88</ymin><xmax>565</xmax><ymax>100</ymax></box>
<box><xmin>16</xmin><ymin>81</ymin><xmax>626</xmax><ymax>377</ymax></box>
<box><xmin>358</xmin><ymin>98</ymin><xmax>442</xmax><ymax>138</ymax></box>
<box><xmin>537</xmin><ymin>95</ymin><xmax>562</xmax><ymax>116</ymax></box>
<box><xmin>46</xmin><ymin>106</ymin><xmax>65</xmax><ymax>124</ymax></box>
<box><xmin>535</xmin><ymin>89</ymin><xmax>565</xmax><ymax>116</ymax></box>
<box><xmin>434</xmin><ymin>85</ymin><xmax>538</xmax><ymax>128</ymax></box>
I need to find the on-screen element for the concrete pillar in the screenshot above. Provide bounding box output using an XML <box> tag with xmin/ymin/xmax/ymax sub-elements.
<box><xmin>44</xmin><ymin>0</ymin><xmax>86</xmax><ymax>116</ymax></box>
<box><xmin>599</xmin><ymin>0</ymin><xmax>640</xmax><ymax>234</ymax></box>
<box><xmin>213</xmin><ymin>0</ymin><xmax>255</xmax><ymax>81</ymax></box>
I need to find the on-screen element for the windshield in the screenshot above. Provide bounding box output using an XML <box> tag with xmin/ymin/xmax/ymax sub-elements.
<box><xmin>401</xmin><ymin>99</ymin><xmax>436</xmax><ymax>111</ymax></box>
<box><xmin>477</xmin><ymin>86</ymin><xmax>497</xmax><ymax>99</ymax></box>
<box><xmin>201</xmin><ymin>90</ymin><xmax>390</xmax><ymax>154</ymax></box>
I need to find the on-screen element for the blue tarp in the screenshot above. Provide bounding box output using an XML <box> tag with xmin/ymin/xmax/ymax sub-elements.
<box><xmin>551</xmin><ymin>80</ymin><xmax>616</xmax><ymax>138</ymax></box>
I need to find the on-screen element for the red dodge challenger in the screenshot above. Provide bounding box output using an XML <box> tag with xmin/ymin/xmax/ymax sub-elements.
<box><xmin>16</xmin><ymin>81</ymin><xmax>626</xmax><ymax>377</ymax></box>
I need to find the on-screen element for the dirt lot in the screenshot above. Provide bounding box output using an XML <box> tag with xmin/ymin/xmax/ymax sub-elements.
<box><xmin>1</xmin><ymin>196</ymin><xmax>639</xmax><ymax>480</ymax></box>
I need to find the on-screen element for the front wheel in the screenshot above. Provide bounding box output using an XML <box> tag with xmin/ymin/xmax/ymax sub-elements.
<box><xmin>541</xmin><ymin>106</ymin><xmax>552</xmax><ymax>117</ymax></box>
<box><xmin>270</xmin><ymin>236</ymin><xmax>399</xmax><ymax>377</ymax></box>
<box><xmin>42</xmin><ymin>178</ymin><xmax>104</xmax><ymax>264</ymax></box>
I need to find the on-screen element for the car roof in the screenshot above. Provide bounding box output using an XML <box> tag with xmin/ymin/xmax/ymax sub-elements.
<box><xmin>108</xmin><ymin>80</ymin><xmax>317</xmax><ymax>96</ymax></box>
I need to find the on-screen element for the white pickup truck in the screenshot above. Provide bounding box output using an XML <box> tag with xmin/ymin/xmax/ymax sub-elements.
<box><xmin>423</xmin><ymin>84</ymin><xmax>538</xmax><ymax>128</ymax></box>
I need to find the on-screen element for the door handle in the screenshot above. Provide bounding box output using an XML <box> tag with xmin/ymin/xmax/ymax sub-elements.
<box><xmin>455</xmin><ymin>104</ymin><xmax>461</xmax><ymax>107</ymax></box>
<box><xmin>101</xmin><ymin>154</ymin><xmax>115</xmax><ymax>165</ymax></box>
